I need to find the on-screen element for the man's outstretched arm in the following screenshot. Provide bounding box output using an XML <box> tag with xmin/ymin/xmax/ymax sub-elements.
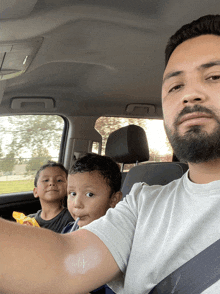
<box><xmin>0</xmin><ymin>218</ymin><xmax>121</xmax><ymax>294</ymax></box>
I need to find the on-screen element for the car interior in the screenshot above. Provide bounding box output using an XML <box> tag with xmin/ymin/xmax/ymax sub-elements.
<box><xmin>0</xmin><ymin>0</ymin><xmax>217</xmax><ymax>222</ymax></box>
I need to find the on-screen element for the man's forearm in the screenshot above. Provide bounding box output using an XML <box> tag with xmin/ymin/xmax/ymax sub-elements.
<box><xmin>1</xmin><ymin>218</ymin><xmax>68</xmax><ymax>293</ymax></box>
<box><xmin>0</xmin><ymin>218</ymin><xmax>120</xmax><ymax>294</ymax></box>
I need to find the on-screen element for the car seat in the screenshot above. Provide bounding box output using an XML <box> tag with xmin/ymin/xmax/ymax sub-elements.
<box><xmin>121</xmin><ymin>161</ymin><xmax>188</xmax><ymax>197</ymax></box>
<box><xmin>105</xmin><ymin>124</ymin><xmax>188</xmax><ymax>197</ymax></box>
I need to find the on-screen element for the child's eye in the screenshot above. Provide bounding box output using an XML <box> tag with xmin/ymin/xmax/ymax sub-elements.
<box><xmin>43</xmin><ymin>179</ymin><xmax>49</xmax><ymax>182</ymax></box>
<box><xmin>57</xmin><ymin>179</ymin><xmax>63</xmax><ymax>182</ymax></box>
<box><xmin>69</xmin><ymin>192</ymin><xmax>76</xmax><ymax>197</ymax></box>
<box><xmin>86</xmin><ymin>192</ymin><xmax>94</xmax><ymax>197</ymax></box>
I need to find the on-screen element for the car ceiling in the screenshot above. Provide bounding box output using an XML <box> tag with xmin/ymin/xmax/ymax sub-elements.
<box><xmin>0</xmin><ymin>0</ymin><xmax>219</xmax><ymax>118</ymax></box>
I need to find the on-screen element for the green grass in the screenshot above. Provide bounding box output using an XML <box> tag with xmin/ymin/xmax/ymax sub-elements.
<box><xmin>0</xmin><ymin>180</ymin><xmax>34</xmax><ymax>194</ymax></box>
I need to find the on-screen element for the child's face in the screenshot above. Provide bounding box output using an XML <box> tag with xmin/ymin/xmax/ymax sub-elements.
<box><xmin>67</xmin><ymin>171</ymin><xmax>119</xmax><ymax>227</ymax></box>
<box><xmin>33</xmin><ymin>166</ymin><xmax>67</xmax><ymax>202</ymax></box>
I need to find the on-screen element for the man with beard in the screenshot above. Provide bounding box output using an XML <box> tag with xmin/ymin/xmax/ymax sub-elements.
<box><xmin>1</xmin><ymin>14</ymin><xmax>220</xmax><ymax>294</ymax></box>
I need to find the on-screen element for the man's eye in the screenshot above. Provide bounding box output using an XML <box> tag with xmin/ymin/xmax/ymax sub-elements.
<box><xmin>168</xmin><ymin>84</ymin><xmax>183</xmax><ymax>93</ymax></box>
<box><xmin>207</xmin><ymin>75</ymin><xmax>220</xmax><ymax>81</ymax></box>
<box><xmin>86</xmin><ymin>192</ymin><xmax>94</xmax><ymax>197</ymax></box>
<box><xmin>69</xmin><ymin>192</ymin><xmax>76</xmax><ymax>197</ymax></box>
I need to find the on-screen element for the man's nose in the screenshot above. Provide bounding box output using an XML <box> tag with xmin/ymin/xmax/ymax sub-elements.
<box><xmin>181</xmin><ymin>84</ymin><xmax>207</xmax><ymax>105</ymax></box>
<box><xmin>182</xmin><ymin>95</ymin><xmax>204</xmax><ymax>104</ymax></box>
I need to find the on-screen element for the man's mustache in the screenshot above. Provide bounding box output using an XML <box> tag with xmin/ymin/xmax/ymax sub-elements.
<box><xmin>174</xmin><ymin>105</ymin><xmax>217</xmax><ymax>126</ymax></box>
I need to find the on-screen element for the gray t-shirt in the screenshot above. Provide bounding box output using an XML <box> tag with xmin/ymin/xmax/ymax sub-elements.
<box><xmin>83</xmin><ymin>171</ymin><xmax>220</xmax><ymax>293</ymax></box>
<box><xmin>29</xmin><ymin>207</ymin><xmax>74</xmax><ymax>233</ymax></box>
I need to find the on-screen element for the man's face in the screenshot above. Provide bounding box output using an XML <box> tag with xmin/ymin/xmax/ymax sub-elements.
<box><xmin>162</xmin><ymin>35</ymin><xmax>220</xmax><ymax>163</ymax></box>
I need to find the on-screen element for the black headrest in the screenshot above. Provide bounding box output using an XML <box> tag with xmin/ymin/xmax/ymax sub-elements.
<box><xmin>105</xmin><ymin>125</ymin><xmax>149</xmax><ymax>164</ymax></box>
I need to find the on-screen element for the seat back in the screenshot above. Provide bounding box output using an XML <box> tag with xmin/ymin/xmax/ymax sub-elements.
<box><xmin>105</xmin><ymin>124</ymin><xmax>188</xmax><ymax>196</ymax></box>
<box><xmin>122</xmin><ymin>162</ymin><xmax>188</xmax><ymax>197</ymax></box>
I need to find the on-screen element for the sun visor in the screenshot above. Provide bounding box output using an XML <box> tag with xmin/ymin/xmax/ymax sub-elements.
<box><xmin>0</xmin><ymin>38</ymin><xmax>43</xmax><ymax>80</ymax></box>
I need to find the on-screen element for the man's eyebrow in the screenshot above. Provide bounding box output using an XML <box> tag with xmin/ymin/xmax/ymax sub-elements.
<box><xmin>199</xmin><ymin>60</ymin><xmax>220</xmax><ymax>69</ymax></box>
<box><xmin>162</xmin><ymin>70</ymin><xmax>183</xmax><ymax>85</ymax></box>
<box><xmin>162</xmin><ymin>60</ymin><xmax>220</xmax><ymax>85</ymax></box>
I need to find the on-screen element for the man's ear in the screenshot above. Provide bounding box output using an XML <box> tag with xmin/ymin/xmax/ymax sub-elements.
<box><xmin>33</xmin><ymin>187</ymin><xmax>39</xmax><ymax>198</ymax></box>
<box><xmin>110</xmin><ymin>191</ymin><xmax>122</xmax><ymax>208</ymax></box>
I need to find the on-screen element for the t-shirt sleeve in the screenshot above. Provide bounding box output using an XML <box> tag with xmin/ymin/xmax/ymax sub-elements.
<box><xmin>82</xmin><ymin>182</ymin><xmax>144</xmax><ymax>274</ymax></box>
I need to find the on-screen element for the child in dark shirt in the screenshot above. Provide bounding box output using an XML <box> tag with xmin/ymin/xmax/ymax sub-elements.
<box><xmin>29</xmin><ymin>161</ymin><xmax>73</xmax><ymax>233</ymax></box>
<box><xmin>62</xmin><ymin>153</ymin><xmax>122</xmax><ymax>294</ymax></box>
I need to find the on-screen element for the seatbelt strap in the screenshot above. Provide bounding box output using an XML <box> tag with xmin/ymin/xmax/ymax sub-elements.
<box><xmin>149</xmin><ymin>238</ymin><xmax>220</xmax><ymax>294</ymax></box>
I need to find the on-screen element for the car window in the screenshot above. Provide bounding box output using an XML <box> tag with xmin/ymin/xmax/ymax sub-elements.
<box><xmin>0</xmin><ymin>115</ymin><xmax>64</xmax><ymax>195</ymax></box>
<box><xmin>95</xmin><ymin>117</ymin><xmax>173</xmax><ymax>170</ymax></box>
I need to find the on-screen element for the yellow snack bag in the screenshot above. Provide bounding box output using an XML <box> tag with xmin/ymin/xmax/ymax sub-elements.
<box><xmin>12</xmin><ymin>211</ymin><xmax>40</xmax><ymax>227</ymax></box>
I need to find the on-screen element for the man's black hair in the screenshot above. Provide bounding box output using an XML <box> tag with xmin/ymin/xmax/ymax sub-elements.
<box><xmin>34</xmin><ymin>161</ymin><xmax>68</xmax><ymax>187</ymax></box>
<box><xmin>69</xmin><ymin>153</ymin><xmax>122</xmax><ymax>195</ymax></box>
<box><xmin>165</xmin><ymin>14</ymin><xmax>220</xmax><ymax>66</ymax></box>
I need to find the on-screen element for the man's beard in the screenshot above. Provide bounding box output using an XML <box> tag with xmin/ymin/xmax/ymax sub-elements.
<box><xmin>164</xmin><ymin>105</ymin><xmax>220</xmax><ymax>163</ymax></box>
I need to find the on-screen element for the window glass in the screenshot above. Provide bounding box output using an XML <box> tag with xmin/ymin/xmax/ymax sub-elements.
<box><xmin>91</xmin><ymin>141</ymin><xmax>101</xmax><ymax>154</ymax></box>
<box><xmin>0</xmin><ymin>115</ymin><xmax>64</xmax><ymax>195</ymax></box>
<box><xmin>95</xmin><ymin>117</ymin><xmax>173</xmax><ymax>170</ymax></box>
